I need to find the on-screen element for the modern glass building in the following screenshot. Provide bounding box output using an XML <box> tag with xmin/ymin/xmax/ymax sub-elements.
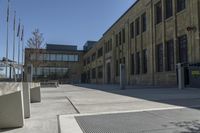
<box><xmin>24</xmin><ymin>44</ymin><xmax>83</xmax><ymax>83</ymax></box>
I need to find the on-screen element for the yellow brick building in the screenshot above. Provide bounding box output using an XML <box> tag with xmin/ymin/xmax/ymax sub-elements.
<box><xmin>82</xmin><ymin>0</ymin><xmax>200</xmax><ymax>86</ymax></box>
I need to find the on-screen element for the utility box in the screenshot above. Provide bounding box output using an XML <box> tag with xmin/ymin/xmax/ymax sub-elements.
<box><xmin>176</xmin><ymin>63</ymin><xmax>189</xmax><ymax>89</ymax></box>
<box><xmin>189</xmin><ymin>63</ymin><xmax>200</xmax><ymax>88</ymax></box>
<box><xmin>176</xmin><ymin>63</ymin><xmax>185</xmax><ymax>89</ymax></box>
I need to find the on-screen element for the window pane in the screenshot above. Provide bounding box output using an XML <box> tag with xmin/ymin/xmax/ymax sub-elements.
<box><xmin>116</xmin><ymin>60</ymin><xmax>119</xmax><ymax>76</ymax></box>
<box><xmin>179</xmin><ymin>35</ymin><xmax>188</xmax><ymax>63</ymax></box>
<box><xmin>43</xmin><ymin>54</ymin><xmax>49</xmax><ymax>61</ymax></box>
<box><xmin>155</xmin><ymin>1</ymin><xmax>162</xmax><ymax>24</ymax></box>
<box><xmin>119</xmin><ymin>32</ymin><xmax>122</xmax><ymax>45</ymax></box>
<box><xmin>92</xmin><ymin>68</ymin><xmax>96</xmax><ymax>79</ymax></box>
<box><xmin>63</xmin><ymin>55</ymin><xmax>69</xmax><ymax>61</ymax></box>
<box><xmin>142</xmin><ymin>49</ymin><xmax>147</xmax><ymax>73</ymax></box>
<box><xmin>75</xmin><ymin>55</ymin><xmax>79</xmax><ymax>61</ymax></box>
<box><xmin>116</xmin><ymin>34</ymin><xmax>118</xmax><ymax>46</ymax></box>
<box><xmin>166</xmin><ymin>40</ymin><xmax>174</xmax><ymax>71</ymax></box>
<box><xmin>136</xmin><ymin>18</ymin><xmax>140</xmax><ymax>35</ymax></box>
<box><xmin>131</xmin><ymin>54</ymin><xmax>134</xmax><ymax>75</ymax></box>
<box><xmin>177</xmin><ymin>0</ymin><xmax>186</xmax><ymax>12</ymax></box>
<box><xmin>69</xmin><ymin>55</ymin><xmax>75</xmax><ymax>61</ymax></box>
<box><xmin>57</xmin><ymin>54</ymin><xmax>63</xmax><ymax>61</ymax></box>
<box><xmin>130</xmin><ymin>22</ymin><xmax>134</xmax><ymax>38</ymax></box>
<box><xmin>136</xmin><ymin>52</ymin><xmax>140</xmax><ymax>74</ymax></box>
<box><xmin>142</xmin><ymin>13</ymin><xmax>147</xmax><ymax>32</ymax></box>
<box><xmin>43</xmin><ymin>67</ymin><xmax>49</xmax><ymax>76</ymax></box>
<box><xmin>122</xmin><ymin>28</ymin><xmax>125</xmax><ymax>43</ymax></box>
<box><xmin>50</xmin><ymin>54</ymin><xmax>56</xmax><ymax>61</ymax></box>
<box><xmin>166</xmin><ymin>0</ymin><xmax>173</xmax><ymax>18</ymax></box>
<box><xmin>98</xmin><ymin>66</ymin><xmax>103</xmax><ymax>79</ymax></box>
<box><xmin>156</xmin><ymin>44</ymin><xmax>163</xmax><ymax>72</ymax></box>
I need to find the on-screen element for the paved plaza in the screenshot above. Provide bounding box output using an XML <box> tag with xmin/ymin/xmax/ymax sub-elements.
<box><xmin>1</xmin><ymin>84</ymin><xmax>200</xmax><ymax>133</ymax></box>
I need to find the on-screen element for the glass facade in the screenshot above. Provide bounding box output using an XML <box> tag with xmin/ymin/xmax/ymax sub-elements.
<box><xmin>33</xmin><ymin>67</ymin><xmax>69</xmax><ymax>77</ymax></box>
<box><xmin>31</xmin><ymin>53</ymin><xmax>79</xmax><ymax>62</ymax></box>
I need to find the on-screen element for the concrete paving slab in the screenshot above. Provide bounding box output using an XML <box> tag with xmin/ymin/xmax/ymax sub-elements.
<box><xmin>58</xmin><ymin>84</ymin><xmax>200</xmax><ymax>133</ymax></box>
<box><xmin>60</xmin><ymin>108</ymin><xmax>200</xmax><ymax>133</ymax></box>
<box><xmin>59</xmin><ymin>115</ymin><xmax>83</xmax><ymax>133</ymax></box>
<box><xmin>0</xmin><ymin>86</ymin><xmax>77</xmax><ymax>133</ymax></box>
<box><xmin>64</xmin><ymin>85</ymin><xmax>200</xmax><ymax>114</ymax></box>
<box><xmin>1</xmin><ymin>84</ymin><xmax>200</xmax><ymax>133</ymax></box>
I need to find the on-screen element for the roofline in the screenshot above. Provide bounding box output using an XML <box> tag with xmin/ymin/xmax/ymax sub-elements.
<box><xmin>25</xmin><ymin>48</ymin><xmax>84</xmax><ymax>53</ymax></box>
<box><xmin>103</xmin><ymin>0</ymin><xmax>139</xmax><ymax>36</ymax></box>
<box><xmin>46</xmin><ymin>44</ymin><xmax>78</xmax><ymax>47</ymax></box>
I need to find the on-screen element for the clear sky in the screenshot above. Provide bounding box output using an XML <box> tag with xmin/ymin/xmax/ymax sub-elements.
<box><xmin>0</xmin><ymin>0</ymin><xmax>136</xmax><ymax>62</ymax></box>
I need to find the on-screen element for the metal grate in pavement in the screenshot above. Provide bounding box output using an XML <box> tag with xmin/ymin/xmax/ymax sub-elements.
<box><xmin>75</xmin><ymin>108</ymin><xmax>200</xmax><ymax>133</ymax></box>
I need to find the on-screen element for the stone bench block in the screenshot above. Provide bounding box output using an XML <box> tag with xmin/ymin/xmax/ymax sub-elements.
<box><xmin>22</xmin><ymin>82</ymin><xmax>31</xmax><ymax>118</ymax></box>
<box><xmin>30</xmin><ymin>83</ymin><xmax>41</xmax><ymax>103</ymax></box>
<box><xmin>0</xmin><ymin>83</ymin><xmax>24</xmax><ymax>129</ymax></box>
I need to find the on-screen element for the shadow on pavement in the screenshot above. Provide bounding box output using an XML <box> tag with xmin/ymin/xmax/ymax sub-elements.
<box><xmin>74</xmin><ymin>84</ymin><xmax>200</xmax><ymax>110</ymax></box>
<box><xmin>171</xmin><ymin>120</ymin><xmax>200</xmax><ymax>133</ymax></box>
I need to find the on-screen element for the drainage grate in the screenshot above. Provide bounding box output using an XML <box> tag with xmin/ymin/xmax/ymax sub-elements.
<box><xmin>75</xmin><ymin>112</ymin><xmax>170</xmax><ymax>133</ymax></box>
<box><xmin>75</xmin><ymin>109</ymin><xmax>200</xmax><ymax>133</ymax></box>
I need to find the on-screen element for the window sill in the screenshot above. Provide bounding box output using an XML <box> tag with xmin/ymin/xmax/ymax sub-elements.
<box><xmin>176</xmin><ymin>9</ymin><xmax>186</xmax><ymax>16</ymax></box>
<box><xmin>155</xmin><ymin>22</ymin><xmax>163</xmax><ymax>27</ymax></box>
<box><xmin>165</xmin><ymin>16</ymin><xmax>173</xmax><ymax>22</ymax></box>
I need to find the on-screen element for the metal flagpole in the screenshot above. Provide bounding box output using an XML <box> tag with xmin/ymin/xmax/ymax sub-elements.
<box><xmin>21</xmin><ymin>25</ymin><xmax>24</xmax><ymax>81</ymax></box>
<box><xmin>17</xmin><ymin>19</ymin><xmax>20</xmax><ymax>80</ymax></box>
<box><xmin>6</xmin><ymin>0</ymin><xmax>10</xmax><ymax>78</ymax></box>
<box><xmin>18</xmin><ymin>32</ymin><xmax>20</xmax><ymax>80</ymax></box>
<box><xmin>13</xmin><ymin>11</ymin><xmax>16</xmax><ymax>80</ymax></box>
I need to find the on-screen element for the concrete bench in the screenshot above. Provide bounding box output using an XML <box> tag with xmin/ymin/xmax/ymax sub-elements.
<box><xmin>41</xmin><ymin>81</ymin><xmax>59</xmax><ymax>88</ymax></box>
<box><xmin>30</xmin><ymin>83</ymin><xmax>41</xmax><ymax>103</ymax></box>
<box><xmin>22</xmin><ymin>82</ymin><xmax>31</xmax><ymax>118</ymax></box>
<box><xmin>0</xmin><ymin>82</ymin><xmax>24</xmax><ymax>129</ymax></box>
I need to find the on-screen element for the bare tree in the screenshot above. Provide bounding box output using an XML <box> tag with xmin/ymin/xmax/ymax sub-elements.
<box><xmin>27</xmin><ymin>29</ymin><xmax>44</xmax><ymax>81</ymax></box>
<box><xmin>27</xmin><ymin>29</ymin><xmax>44</xmax><ymax>48</ymax></box>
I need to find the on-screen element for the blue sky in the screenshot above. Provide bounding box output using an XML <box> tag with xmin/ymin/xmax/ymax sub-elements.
<box><xmin>0</xmin><ymin>0</ymin><xmax>135</xmax><ymax>62</ymax></box>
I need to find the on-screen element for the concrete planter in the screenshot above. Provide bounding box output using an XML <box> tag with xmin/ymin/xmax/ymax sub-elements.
<box><xmin>0</xmin><ymin>83</ymin><xmax>24</xmax><ymax>129</ymax></box>
<box><xmin>30</xmin><ymin>83</ymin><xmax>41</xmax><ymax>103</ymax></box>
<box><xmin>41</xmin><ymin>81</ymin><xmax>59</xmax><ymax>88</ymax></box>
<box><xmin>22</xmin><ymin>82</ymin><xmax>31</xmax><ymax>118</ymax></box>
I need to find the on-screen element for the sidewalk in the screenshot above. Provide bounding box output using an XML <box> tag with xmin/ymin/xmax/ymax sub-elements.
<box><xmin>1</xmin><ymin>84</ymin><xmax>200</xmax><ymax>133</ymax></box>
<box><xmin>0</xmin><ymin>86</ymin><xmax>77</xmax><ymax>133</ymax></box>
<box><xmin>59</xmin><ymin>84</ymin><xmax>200</xmax><ymax>133</ymax></box>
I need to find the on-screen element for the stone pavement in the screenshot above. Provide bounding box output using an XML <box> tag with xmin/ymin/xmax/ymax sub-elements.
<box><xmin>64</xmin><ymin>84</ymin><xmax>200</xmax><ymax>114</ymax></box>
<box><xmin>59</xmin><ymin>84</ymin><xmax>200</xmax><ymax>133</ymax></box>
<box><xmin>0</xmin><ymin>86</ymin><xmax>77</xmax><ymax>133</ymax></box>
<box><xmin>1</xmin><ymin>84</ymin><xmax>200</xmax><ymax>133</ymax></box>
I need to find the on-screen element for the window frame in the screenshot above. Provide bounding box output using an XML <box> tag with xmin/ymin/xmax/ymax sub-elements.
<box><xmin>165</xmin><ymin>0</ymin><xmax>173</xmax><ymax>19</ymax></box>
<box><xmin>156</xmin><ymin>43</ymin><xmax>164</xmax><ymax>72</ymax></box>
<box><xmin>165</xmin><ymin>39</ymin><xmax>174</xmax><ymax>71</ymax></box>
<box><xmin>135</xmin><ymin>17</ymin><xmax>140</xmax><ymax>36</ymax></box>
<box><xmin>142</xmin><ymin>49</ymin><xmax>148</xmax><ymax>74</ymax></box>
<box><xmin>177</xmin><ymin>0</ymin><xmax>186</xmax><ymax>13</ymax></box>
<box><xmin>155</xmin><ymin>1</ymin><xmax>162</xmax><ymax>24</ymax></box>
<box><xmin>141</xmin><ymin>13</ymin><xmax>147</xmax><ymax>32</ymax></box>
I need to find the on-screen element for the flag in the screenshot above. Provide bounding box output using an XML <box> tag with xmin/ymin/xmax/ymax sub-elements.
<box><xmin>7</xmin><ymin>0</ymin><xmax>10</xmax><ymax>22</ymax></box>
<box><xmin>21</xmin><ymin>25</ymin><xmax>24</xmax><ymax>41</ymax></box>
<box><xmin>13</xmin><ymin>11</ymin><xmax>16</xmax><ymax>31</ymax></box>
<box><xmin>17</xmin><ymin>20</ymin><xmax>20</xmax><ymax>37</ymax></box>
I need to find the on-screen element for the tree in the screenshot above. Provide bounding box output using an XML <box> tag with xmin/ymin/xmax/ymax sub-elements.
<box><xmin>27</xmin><ymin>29</ymin><xmax>44</xmax><ymax>48</ymax></box>
<box><xmin>26</xmin><ymin>29</ymin><xmax>44</xmax><ymax>81</ymax></box>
